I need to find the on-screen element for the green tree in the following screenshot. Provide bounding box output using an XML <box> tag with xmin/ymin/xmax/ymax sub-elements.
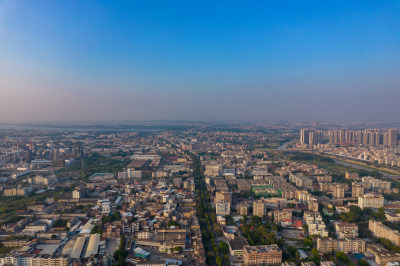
<box><xmin>377</xmin><ymin>207</ymin><xmax>386</xmax><ymax>221</ymax></box>
<box><xmin>216</xmin><ymin>255</ymin><xmax>222</xmax><ymax>266</ymax></box>
<box><xmin>91</xmin><ymin>225</ymin><xmax>102</xmax><ymax>234</ymax></box>
<box><xmin>379</xmin><ymin>237</ymin><xmax>400</xmax><ymax>252</ymax></box>
<box><xmin>304</xmin><ymin>237</ymin><xmax>313</xmax><ymax>247</ymax></box>
<box><xmin>113</xmin><ymin>235</ymin><xmax>128</xmax><ymax>264</ymax></box>
<box><xmin>218</xmin><ymin>241</ymin><xmax>229</xmax><ymax>254</ymax></box>
<box><xmin>224</xmin><ymin>215</ymin><xmax>235</xmax><ymax>226</ymax></box>
<box><xmin>358</xmin><ymin>259</ymin><xmax>369</xmax><ymax>266</ymax></box>
<box><xmin>311</xmin><ymin>248</ymin><xmax>320</xmax><ymax>259</ymax></box>
<box><xmin>168</xmin><ymin>220</ymin><xmax>180</xmax><ymax>227</ymax></box>
<box><xmin>54</xmin><ymin>219</ymin><xmax>68</xmax><ymax>228</ymax></box>
<box><xmin>336</xmin><ymin>251</ymin><xmax>349</xmax><ymax>263</ymax></box>
<box><xmin>241</xmin><ymin>214</ymin><xmax>247</xmax><ymax>224</ymax></box>
<box><xmin>302</xmin><ymin>224</ymin><xmax>308</xmax><ymax>232</ymax></box>
<box><xmin>288</xmin><ymin>246</ymin><xmax>297</xmax><ymax>257</ymax></box>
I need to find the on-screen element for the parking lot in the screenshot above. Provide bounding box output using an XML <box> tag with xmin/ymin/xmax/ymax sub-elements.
<box><xmin>105</xmin><ymin>237</ymin><xmax>119</xmax><ymax>255</ymax></box>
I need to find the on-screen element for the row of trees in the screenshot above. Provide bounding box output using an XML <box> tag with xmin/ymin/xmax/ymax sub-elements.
<box><xmin>114</xmin><ymin>235</ymin><xmax>128</xmax><ymax>266</ymax></box>
<box><xmin>192</xmin><ymin>154</ymin><xmax>230</xmax><ymax>266</ymax></box>
<box><xmin>379</xmin><ymin>237</ymin><xmax>400</xmax><ymax>253</ymax></box>
<box><xmin>53</xmin><ymin>219</ymin><xmax>68</xmax><ymax>228</ymax></box>
<box><xmin>193</xmin><ymin>154</ymin><xmax>219</xmax><ymax>265</ymax></box>
<box><xmin>215</xmin><ymin>241</ymin><xmax>229</xmax><ymax>266</ymax></box>
<box><xmin>90</xmin><ymin>225</ymin><xmax>102</xmax><ymax>234</ymax></box>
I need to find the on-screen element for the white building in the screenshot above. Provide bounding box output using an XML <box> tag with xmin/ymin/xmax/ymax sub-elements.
<box><xmin>216</xmin><ymin>201</ymin><xmax>231</xmax><ymax>216</ymax></box>
<box><xmin>72</xmin><ymin>189</ymin><xmax>82</xmax><ymax>199</ymax></box>
<box><xmin>304</xmin><ymin>212</ymin><xmax>328</xmax><ymax>237</ymax></box>
<box><xmin>358</xmin><ymin>193</ymin><xmax>384</xmax><ymax>209</ymax></box>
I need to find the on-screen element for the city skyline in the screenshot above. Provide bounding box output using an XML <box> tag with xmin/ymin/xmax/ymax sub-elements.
<box><xmin>1</xmin><ymin>0</ymin><xmax>399</xmax><ymax>122</ymax></box>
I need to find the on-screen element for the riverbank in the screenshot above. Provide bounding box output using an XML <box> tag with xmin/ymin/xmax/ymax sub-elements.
<box><xmin>313</xmin><ymin>152</ymin><xmax>400</xmax><ymax>177</ymax></box>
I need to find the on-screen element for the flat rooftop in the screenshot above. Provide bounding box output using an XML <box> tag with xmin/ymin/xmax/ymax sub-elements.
<box><xmin>229</xmin><ymin>237</ymin><xmax>248</xmax><ymax>251</ymax></box>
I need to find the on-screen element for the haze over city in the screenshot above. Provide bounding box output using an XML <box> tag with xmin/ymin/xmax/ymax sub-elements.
<box><xmin>1</xmin><ymin>0</ymin><xmax>399</xmax><ymax>122</ymax></box>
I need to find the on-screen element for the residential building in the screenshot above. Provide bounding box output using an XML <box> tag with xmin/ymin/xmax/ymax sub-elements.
<box><xmin>362</xmin><ymin>176</ymin><xmax>391</xmax><ymax>190</ymax></box>
<box><xmin>273</xmin><ymin>210</ymin><xmax>292</xmax><ymax>224</ymax></box>
<box><xmin>320</xmin><ymin>262</ymin><xmax>335</xmax><ymax>266</ymax></box>
<box><xmin>317</xmin><ymin>175</ymin><xmax>332</xmax><ymax>183</ymax></box>
<box><xmin>304</xmin><ymin>212</ymin><xmax>328</xmax><ymax>237</ymax></box>
<box><xmin>358</xmin><ymin>193</ymin><xmax>384</xmax><ymax>210</ymax></box>
<box><xmin>72</xmin><ymin>189</ymin><xmax>82</xmax><ymax>199</ymax></box>
<box><xmin>337</xmin><ymin>238</ymin><xmax>365</xmax><ymax>253</ymax></box>
<box><xmin>243</xmin><ymin>244</ymin><xmax>282</xmax><ymax>265</ymax></box>
<box><xmin>205</xmin><ymin>165</ymin><xmax>221</xmax><ymax>177</ymax></box>
<box><xmin>216</xmin><ymin>201</ymin><xmax>231</xmax><ymax>216</ymax></box>
<box><xmin>345</xmin><ymin>172</ymin><xmax>359</xmax><ymax>180</ymax></box>
<box><xmin>289</xmin><ymin>174</ymin><xmax>313</xmax><ymax>189</ymax></box>
<box><xmin>352</xmin><ymin>183</ymin><xmax>364</xmax><ymax>198</ymax></box>
<box><xmin>238</xmin><ymin>204</ymin><xmax>248</xmax><ymax>216</ymax></box>
<box><xmin>367</xmin><ymin>244</ymin><xmax>400</xmax><ymax>265</ymax></box>
<box><xmin>317</xmin><ymin>238</ymin><xmax>338</xmax><ymax>254</ymax></box>
<box><xmin>332</xmin><ymin>184</ymin><xmax>346</xmax><ymax>198</ymax></box>
<box><xmin>334</xmin><ymin>222</ymin><xmax>358</xmax><ymax>238</ymax></box>
<box><xmin>369</xmin><ymin>220</ymin><xmax>400</xmax><ymax>246</ymax></box>
<box><xmin>317</xmin><ymin>237</ymin><xmax>365</xmax><ymax>254</ymax></box>
<box><xmin>228</xmin><ymin>237</ymin><xmax>248</xmax><ymax>257</ymax></box>
<box><xmin>282</xmin><ymin>263</ymin><xmax>296</xmax><ymax>266</ymax></box>
<box><xmin>388</xmin><ymin>129</ymin><xmax>398</xmax><ymax>147</ymax></box>
<box><xmin>214</xmin><ymin>191</ymin><xmax>232</xmax><ymax>204</ymax></box>
<box><xmin>253</xmin><ymin>200</ymin><xmax>267</xmax><ymax>217</ymax></box>
<box><xmin>157</xmin><ymin>228</ymin><xmax>187</xmax><ymax>243</ymax></box>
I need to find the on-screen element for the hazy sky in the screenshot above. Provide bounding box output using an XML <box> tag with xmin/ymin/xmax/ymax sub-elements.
<box><xmin>0</xmin><ymin>0</ymin><xmax>399</xmax><ymax>122</ymax></box>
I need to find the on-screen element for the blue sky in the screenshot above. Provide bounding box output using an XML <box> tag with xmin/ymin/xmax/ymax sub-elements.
<box><xmin>0</xmin><ymin>0</ymin><xmax>399</xmax><ymax>122</ymax></box>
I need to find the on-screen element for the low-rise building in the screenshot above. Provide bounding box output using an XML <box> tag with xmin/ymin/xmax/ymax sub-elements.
<box><xmin>352</xmin><ymin>183</ymin><xmax>364</xmax><ymax>198</ymax></box>
<box><xmin>304</xmin><ymin>212</ymin><xmax>328</xmax><ymax>237</ymax></box>
<box><xmin>243</xmin><ymin>244</ymin><xmax>282</xmax><ymax>265</ymax></box>
<box><xmin>334</xmin><ymin>221</ymin><xmax>358</xmax><ymax>238</ymax></box>
<box><xmin>367</xmin><ymin>244</ymin><xmax>400</xmax><ymax>265</ymax></box>
<box><xmin>228</xmin><ymin>237</ymin><xmax>248</xmax><ymax>257</ymax></box>
<box><xmin>317</xmin><ymin>237</ymin><xmax>365</xmax><ymax>254</ymax></box>
<box><xmin>157</xmin><ymin>228</ymin><xmax>187</xmax><ymax>244</ymax></box>
<box><xmin>337</xmin><ymin>238</ymin><xmax>365</xmax><ymax>253</ymax></box>
<box><xmin>273</xmin><ymin>210</ymin><xmax>292</xmax><ymax>224</ymax></box>
<box><xmin>317</xmin><ymin>238</ymin><xmax>338</xmax><ymax>254</ymax></box>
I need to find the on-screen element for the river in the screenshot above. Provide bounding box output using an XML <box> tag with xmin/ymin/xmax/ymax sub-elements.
<box><xmin>277</xmin><ymin>141</ymin><xmax>293</xmax><ymax>150</ymax></box>
<box><xmin>334</xmin><ymin>159</ymin><xmax>399</xmax><ymax>178</ymax></box>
